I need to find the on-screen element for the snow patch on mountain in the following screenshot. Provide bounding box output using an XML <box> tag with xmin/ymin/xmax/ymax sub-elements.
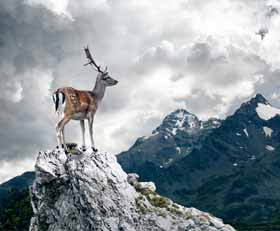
<box><xmin>243</xmin><ymin>128</ymin><xmax>249</xmax><ymax>137</ymax></box>
<box><xmin>256</xmin><ymin>103</ymin><xmax>280</xmax><ymax>120</ymax></box>
<box><xmin>263</xmin><ymin>127</ymin><xmax>273</xmax><ymax>137</ymax></box>
<box><xmin>176</xmin><ymin>147</ymin><xmax>181</xmax><ymax>154</ymax></box>
<box><xmin>266</xmin><ymin>145</ymin><xmax>275</xmax><ymax>151</ymax></box>
<box><xmin>250</xmin><ymin>155</ymin><xmax>256</xmax><ymax>160</ymax></box>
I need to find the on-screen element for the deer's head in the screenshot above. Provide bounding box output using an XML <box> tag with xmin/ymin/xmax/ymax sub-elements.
<box><xmin>97</xmin><ymin>70</ymin><xmax>118</xmax><ymax>87</ymax></box>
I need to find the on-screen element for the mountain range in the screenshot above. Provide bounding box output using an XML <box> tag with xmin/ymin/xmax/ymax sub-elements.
<box><xmin>117</xmin><ymin>94</ymin><xmax>280</xmax><ymax>227</ymax></box>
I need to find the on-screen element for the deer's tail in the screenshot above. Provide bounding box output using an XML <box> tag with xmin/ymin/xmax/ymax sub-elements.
<box><xmin>52</xmin><ymin>90</ymin><xmax>65</xmax><ymax>113</ymax></box>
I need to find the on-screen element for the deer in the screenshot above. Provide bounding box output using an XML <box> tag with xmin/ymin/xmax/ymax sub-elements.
<box><xmin>52</xmin><ymin>46</ymin><xmax>118</xmax><ymax>153</ymax></box>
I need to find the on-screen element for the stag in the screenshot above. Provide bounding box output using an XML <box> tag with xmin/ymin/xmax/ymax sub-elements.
<box><xmin>52</xmin><ymin>47</ymin><xmax>118</xmax><ymax>152</ymax></box>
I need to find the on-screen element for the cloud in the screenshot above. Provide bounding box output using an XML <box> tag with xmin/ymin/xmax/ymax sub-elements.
<box><xmin>0</xmin><ymin>158</ymin><xmax>34</xmax><ymax>183</ymax></box>
<box><xmin>134</xmin><ymin>36</ymin><xmax>269</xmax><ymax>118</ymax></box>
<box><xmin>25</xmin><ymin>0</ymin><xmax>72</xmax><ymax>18</ymax></box>
<box><xmin>0</xmin><ymin>0</ymin><xmax>280</xmax><ymax>182</ymax></box>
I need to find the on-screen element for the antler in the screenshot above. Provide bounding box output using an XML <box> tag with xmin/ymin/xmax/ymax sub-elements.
<box><xmin>84</xmin><ymin>46</ymin><xmax>103</xmax><ymax>73</ymax></box>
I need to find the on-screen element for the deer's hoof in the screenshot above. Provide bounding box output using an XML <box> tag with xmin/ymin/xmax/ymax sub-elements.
<box><xmin>82</xmin><ymin>146</ymin><xmax>87</xmax><ymax>152</ymax></box>
<box><xmin>78</xmin><ymin>146</ymin><xmax>86</xmax><ymax>152</ymax></box>
<box><xmin>92</xmin><ymin>147</ymin><xmax>98</xmax><ymax>153</ymax></box>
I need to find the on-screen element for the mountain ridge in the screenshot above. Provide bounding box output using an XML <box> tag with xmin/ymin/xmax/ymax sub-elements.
<box><xmin>117</xmin><ymin>93</ymin><xmax>280</xmax><ymax>224</ymax></box>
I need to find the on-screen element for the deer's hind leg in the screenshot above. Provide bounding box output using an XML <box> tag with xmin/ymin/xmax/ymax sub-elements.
<box><xmin>56</xmin><ymin>116</ymin><xmax>71</xmax><ymax>151</ymax></box>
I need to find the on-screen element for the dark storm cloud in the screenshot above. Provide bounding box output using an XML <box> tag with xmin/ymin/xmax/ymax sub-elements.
<box><xmin>0</xmin><ymin>0</ymin><xmax>69</xmax><ymax>70</ymax></box>
<box><xmin>0</xmin><ymin>0</ymin><xmax>126</xmax><ymax>162</ymax></box>
<box><xmin>0</xmin><ymin>0</ymin><xmax>77</xmax><ymax>164</ymax></box>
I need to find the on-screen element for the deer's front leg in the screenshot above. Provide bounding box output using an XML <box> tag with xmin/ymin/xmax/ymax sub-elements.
<box><xmin>56</xmin><ymin>122</ymin><xmax>63</xmax><ymax>148</ymax></box>
<box><xmin>88</xmin><ymin>117</ymin><xmax>97</xmax><ymax>152</ymax></box>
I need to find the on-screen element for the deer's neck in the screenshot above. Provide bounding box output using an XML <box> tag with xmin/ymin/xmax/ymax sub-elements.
<box><xmin>92</xmin><ymin>80</ymin><xmax>106</xmax><ymax>102</ymax></box>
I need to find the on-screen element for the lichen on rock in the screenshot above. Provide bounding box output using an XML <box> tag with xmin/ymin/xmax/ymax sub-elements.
<box><xmin>29</xmin><ymin>148</ymin><xmax>236</xmax><ymax>231</ymax></box>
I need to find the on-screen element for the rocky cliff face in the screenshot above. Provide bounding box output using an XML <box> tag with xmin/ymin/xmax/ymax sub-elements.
<box><xmin>29</xmin><ymin>148</ymin><xmax>235</xmax><ymax>231</ymax></box>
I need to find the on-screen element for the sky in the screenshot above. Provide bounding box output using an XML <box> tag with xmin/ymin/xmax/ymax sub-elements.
<box><xmin>0</xmin><ymin>0</ymin><xmax>280</xmax><ymax>183</ymax></box>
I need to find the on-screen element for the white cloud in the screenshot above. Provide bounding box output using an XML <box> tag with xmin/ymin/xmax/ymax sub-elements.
<box><xmin>25</xmin><ymin>0</ymin><xmax>73</xmax><ymax>19</ymax></box>
<box><xmin>0</xmin><ymin>159</ymin><xmax>34</xmax><ymax>183</ymax></box>
<box><xmin>134</xmin><ymin>36</ymin><xmax>267</xmax><ymax>118</ymax></box>
<box><xmin>0</xmin><ymin>80</ymin><xmax>23</xmax><ymax>103</ymax></box>
<box><xmin>271</xmin><ymin>91</ymin><xmax>280</xmax><ymax>99</ymax></box>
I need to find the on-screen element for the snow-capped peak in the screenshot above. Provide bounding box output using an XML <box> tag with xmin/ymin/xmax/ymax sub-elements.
<box><xmin>174</xmin><ymin>109</ymin><xmax>187</xmax><ymax>120</ymax></box>
<box><xmin>152</xmin><ymin>109</ymin><xmax>221</xmax><ymax>138</ymax></box>
<box><xmin>156</xmin><ymin>109</ymin><xmax>200</xmax><ymax>136</ymax></box>
<box><xmin>234</xmin><ymin>94</ymin><xmax>280</xmax><ymax>122</ymax></box>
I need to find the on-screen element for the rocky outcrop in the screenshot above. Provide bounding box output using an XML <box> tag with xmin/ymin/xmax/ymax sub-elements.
<box><xmin>29</xmin><ymin>148</ymin><xmax>235</xmax><ymax>231</ymax></box>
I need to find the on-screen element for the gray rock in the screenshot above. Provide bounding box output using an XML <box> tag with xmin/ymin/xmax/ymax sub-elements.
<box><xmin>127</xmin><ymin>173</ymin><xmax>139</xmax><ymax>186</ymax></box>
<box><xmin>137</xmin><ymin>181</ymin><xmax>156</xmax><ymax>192</ymax></box>
<box><xmin>29</xmin><ymin>148</ymin><xmax>236</xmax><ymax>231</ymax></box>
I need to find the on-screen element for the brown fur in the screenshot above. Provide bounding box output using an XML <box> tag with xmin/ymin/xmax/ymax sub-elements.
<box><xmin>55</xmin><ymin>87</ymin><xmax>98</xmax><ymax>118</ymax></box>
